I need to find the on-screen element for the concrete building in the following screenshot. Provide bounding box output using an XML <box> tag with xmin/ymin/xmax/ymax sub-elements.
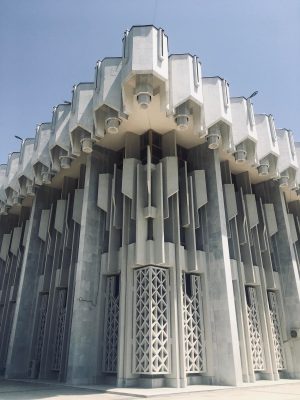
<box><xmin>1</xmin><ymin>25</ymin><xmax>300</xmax><ymax>389</ymax></box>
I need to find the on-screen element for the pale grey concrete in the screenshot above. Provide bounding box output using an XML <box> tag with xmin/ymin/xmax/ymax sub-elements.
<box><xmin>0</xmin><ymin>379</ymin><xmax>126</xmax><ymax>400</ymax></box>
<box><xmin>260</xmin><ymin>181</ymin><xmax>300</xmax><ymax>378</ymax></box>
<box><xmin>269</xmin><ymin>184</ymin><xmax>300</xmax><ymax>379</ymax></box>
<box><xmin>1</xmin><ymin>379</ymin><xmax>300</xmax><ymax>400</ymax></box>
<box><xmin>5</xmin><ymin>187</ymin><xmax>59</xmax><ymax>379</ymax></box>
<box><xmin>67</xmin><ymin>149</ymin><xmax>117</xmax><ymax>385</ymax></box>
<box><xmin>2</xmin><ymin>24</ymin><xmax>300</xmax><ymax>391</ymax></box>
<box><xmin>188</xmin><ymin>144</ymin><xmax>243</xmax><ymax>386</ymax></box>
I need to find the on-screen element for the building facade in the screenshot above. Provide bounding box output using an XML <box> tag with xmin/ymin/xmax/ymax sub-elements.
<box><xmin>1</xmin><ymin>25</ymin><xmax>300</xmax><ymax>388</ymax></box>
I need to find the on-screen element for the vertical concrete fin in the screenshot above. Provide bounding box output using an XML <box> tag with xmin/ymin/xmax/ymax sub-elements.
<box><xmin>10</xmin><ymin>227</ymin><xmax>22</xmax><ymax>256</ymax></box>
<box><xmin>73</xmin><ymin>189</ymin><xmax>84</xmax><ymax>225</ymax></box>
<box><xmin>112</xmin><ymin>165</ymin><xmax>123</xmax><ymax>229</ymax></box>
<box><xmin>22</xmin><ymin>220</ymin><xmax>30</xmax><ymax>247</ymax></box>
<box><xmin>264</xmin><ymin>204</ymin><xmax>278</xmax><ymax>237</ymax></box>
<box><xmin>236</xmin><ymin>188</ymin><xmax>247</xmax><ymax>245</ymax></box>
<box><xmin>0</xmin><ymin>233</ymin><xmax>11</xmax><ymax>261</ymax></box>
<box><xmin>223</xmin><ymin>184</ymin><xmax>238</xmax><ymax>221</ymax></box>
<box><xmin>162</xmin><ymin>156</ymin><xmax>178</xmax><ymax>219</ymax></box>
<box><xmin>244</xmin><ymin>194</ymin><xmax>259</xmax><ymax>229</ymax></box>
<box><xmin>136</xmin><ymin>163</ymin><xmax>147</xmax><ymax>265</ymax></box>
<box><xmin>257</xmin><ymin>198</ymin><xmax>268</xmax><ymax>252</ymax></box>
<box><xmin>97</xmin><ymin>173</ymin><xmax>112</xmax><ymax>230</ymax></box>
<box><xmin>288</xmin><ymin>213</ymin><xmax>298</xmax><ymax>244</ymax></box>
<box><xmin>185</xmin><ymin>176</ymin><xmax>197</xmax><ymax>270</ymax></box>
<box><xmin>122</xmin><ymin>158</ymin><xmax>139</xmax><ymax>220</ymax></box>
<box><xmin>179</xmin><ymin>162</ymin><xmax>190</xmax><ymax>228</ymax></box>
<box><xmin>97</xmin><ymin>173</ymin><xmax>112</xmax><ymax>213</ymax></box>
<box><xmin>38</xmin><ymin>209</ymin><xmax>50</xmax><ymax>242</ymax></box>
<box><xmin>55</xmin><ymin>200</ymin><xmax>67</xmax><ymax>233</ymax></box>
<box><xmin>146</xmin><ymin>146</ymin><xmax>152</xmax><ymax>209</ymax></box>
<box><xmin>153</xmin><ymin>162</ymin><xmax>164</xmax><ymax>264</ymax></box>
<box><xmin>190</xmin><ymin>170</ymin><xmax>207</xmax><ymax>229</ymax></box>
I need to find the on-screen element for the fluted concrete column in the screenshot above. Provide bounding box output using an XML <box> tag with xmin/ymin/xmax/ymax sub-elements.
<box><xmin>6</xmin><ymin>187</ymin><xmax>58</xmax><ymax>378</ymax></box>
<box><xmin>189</xmin><ymin>144</ymin><xmax>243</xmax><ymax>386</ymax></box>
<box><xmin>67</xmin><ymin>149</ymin><xmax>115</xmax><ymax>385</ymax></box>
<box><xmin>263</xmin><ymin>182</ymin><xmax>300</xmax><ymax>378</ymax></box>
<box><xmin>0</xmin><ymin>214</ymin><xmax>19</xmax><ymax>374</ymax></box>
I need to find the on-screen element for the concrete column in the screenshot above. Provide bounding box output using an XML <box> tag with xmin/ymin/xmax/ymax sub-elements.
<box><xmin>67</xmin><ymin>149</ymin><xmax>115</xmax><ymax>385</ymax></box>
<box><xmin>5</xmin><ymin>187</ymin><xmax>57</xmax><ymax>378</ymax></box>
<box><xmin>261</xmin><ymin>182</ymin><xmax>300</xmax><ymax>378</ymax></box>
<box><xmin>189</xmin><ymin>144</ymin><xmax>243</xmax><ymax>386</ymax></box>
<box><xmin>0</xmin><ymin>214</ymin><xmax>19</xmax><ymax>374</ymax></box>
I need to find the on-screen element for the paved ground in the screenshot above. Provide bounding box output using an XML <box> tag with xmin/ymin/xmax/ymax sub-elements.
<box><xmin>1</xmin><ymin>379</ymin><xmax>300</xmax><ymax>400</ymax></box>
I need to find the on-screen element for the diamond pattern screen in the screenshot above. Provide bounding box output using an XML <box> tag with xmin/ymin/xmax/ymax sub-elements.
<box><xmin>268</xmin><ymin>291</ymin><xmax>285</xmax><ymax>370</ymax></box>
<box><xmin>246</xmin><ymin>286</ymin><xmax>265</xmax><ymax>371</ymax></box>
<box><xmin>133</xmin><ymin>266</ymin><xmax>170</xmax><ymax>374</ymax></box>
<box><xmin>52</xmin><ymin>288</ymin><xmax>67</xmax><ymax>371</ymax></box>
<box><xmin>35</xmin><ymin>293</ymin><xmax>49</xmax><ymax>366</ymax></box>
<box><xmin>103</xmin><ymin>275</ymin><xmax>120</xmax><ymax>373</ymax></box>
<box><xmin>182</xmin><ymin>273</ymin><xmax>206</xmax><ymax>373</ymax></box>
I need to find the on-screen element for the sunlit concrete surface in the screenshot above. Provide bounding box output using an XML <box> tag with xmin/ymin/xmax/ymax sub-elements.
<box><xmin>1</xmin><ymin>25</ymin><xmax>300</xmax><ymax>392</ymax></box>
<box><xmin>0</xmin><ymin>379</ymin><xmax>125</xmax><ymax>400</ymax></box>
<box><xmin>1</xmin><ymin>379</ymin><xmax>300</xmax><ymax>399</ymax></box>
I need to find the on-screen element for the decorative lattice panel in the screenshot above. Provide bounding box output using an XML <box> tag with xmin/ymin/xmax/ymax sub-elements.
<box><xmin>52</xmin><ymin>289</ymin><xmax>67</xmax><ymax>371</ymax></box>
<box><xmin>35</xmin><ymin>293</ymin><xmax>49</xmax><ymax>364</ymax></box>
<box><xmin>102</xmin><ymin>275</ymin><xmax>120</xmax><ymax>373</ymax></box>
<box><xmin>133</xmin><ymin>266</ymin><xmax>170</xmax><ymax>374</ymax></box>
<box><xmin>246</xmin><ymin>286</ymin><xmax>265</xmax><ymax>371</ymax></box>
<box><xmin>182</xmin><ymin>273</ymin><xmax>206</xmax><ymax>373</ymax></box>
<box><xmin>268</xmin><ymin>291</ymin><xmax>285</xmax><ymax>370</ymax></box>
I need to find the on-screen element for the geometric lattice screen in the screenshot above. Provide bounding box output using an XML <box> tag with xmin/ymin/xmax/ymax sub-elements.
<box><xmin>52</xmin><ymin>288</ymin><xmax>67</xmax><ymax>371</ymax></box>
<box><xmin>102</xmin><ymin>275</ymin><xmax>120</xmax><ymax>373</ymax></box>
<box><xmin>182</xmin><ymin>273</ymin><xmax>206</xmax><ymax>373</ymax></box>
<box><xmin>35</xmin><ymin>293</ymin><xmax>49</xmax><ymax>367</ymax></box>
<box><xmin>246</xmin><ymin>286</ymin><xmax>265</xmax><ymax>371</ymax></box>
<box><xmin>133</xmin><ymin>266</ymin><xmax>170</xmax><ymax>374</ymax></box>
<box><xmin>267</xmin><ymin>291</ymin><xmax>286</xmax><ymax>370</ymax></box>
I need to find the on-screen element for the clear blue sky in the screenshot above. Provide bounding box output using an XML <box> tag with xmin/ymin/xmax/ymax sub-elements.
<box><xmin>0</xmin><ymin>0</ymin><xmax>299</xmax><ymax>164</ymax></box>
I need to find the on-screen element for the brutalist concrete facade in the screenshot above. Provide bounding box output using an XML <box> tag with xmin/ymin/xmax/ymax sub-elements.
<box><xmin>1</xmin><ymin>25</ymin><xmax>300</xmax><ymax>388</ymax></box>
